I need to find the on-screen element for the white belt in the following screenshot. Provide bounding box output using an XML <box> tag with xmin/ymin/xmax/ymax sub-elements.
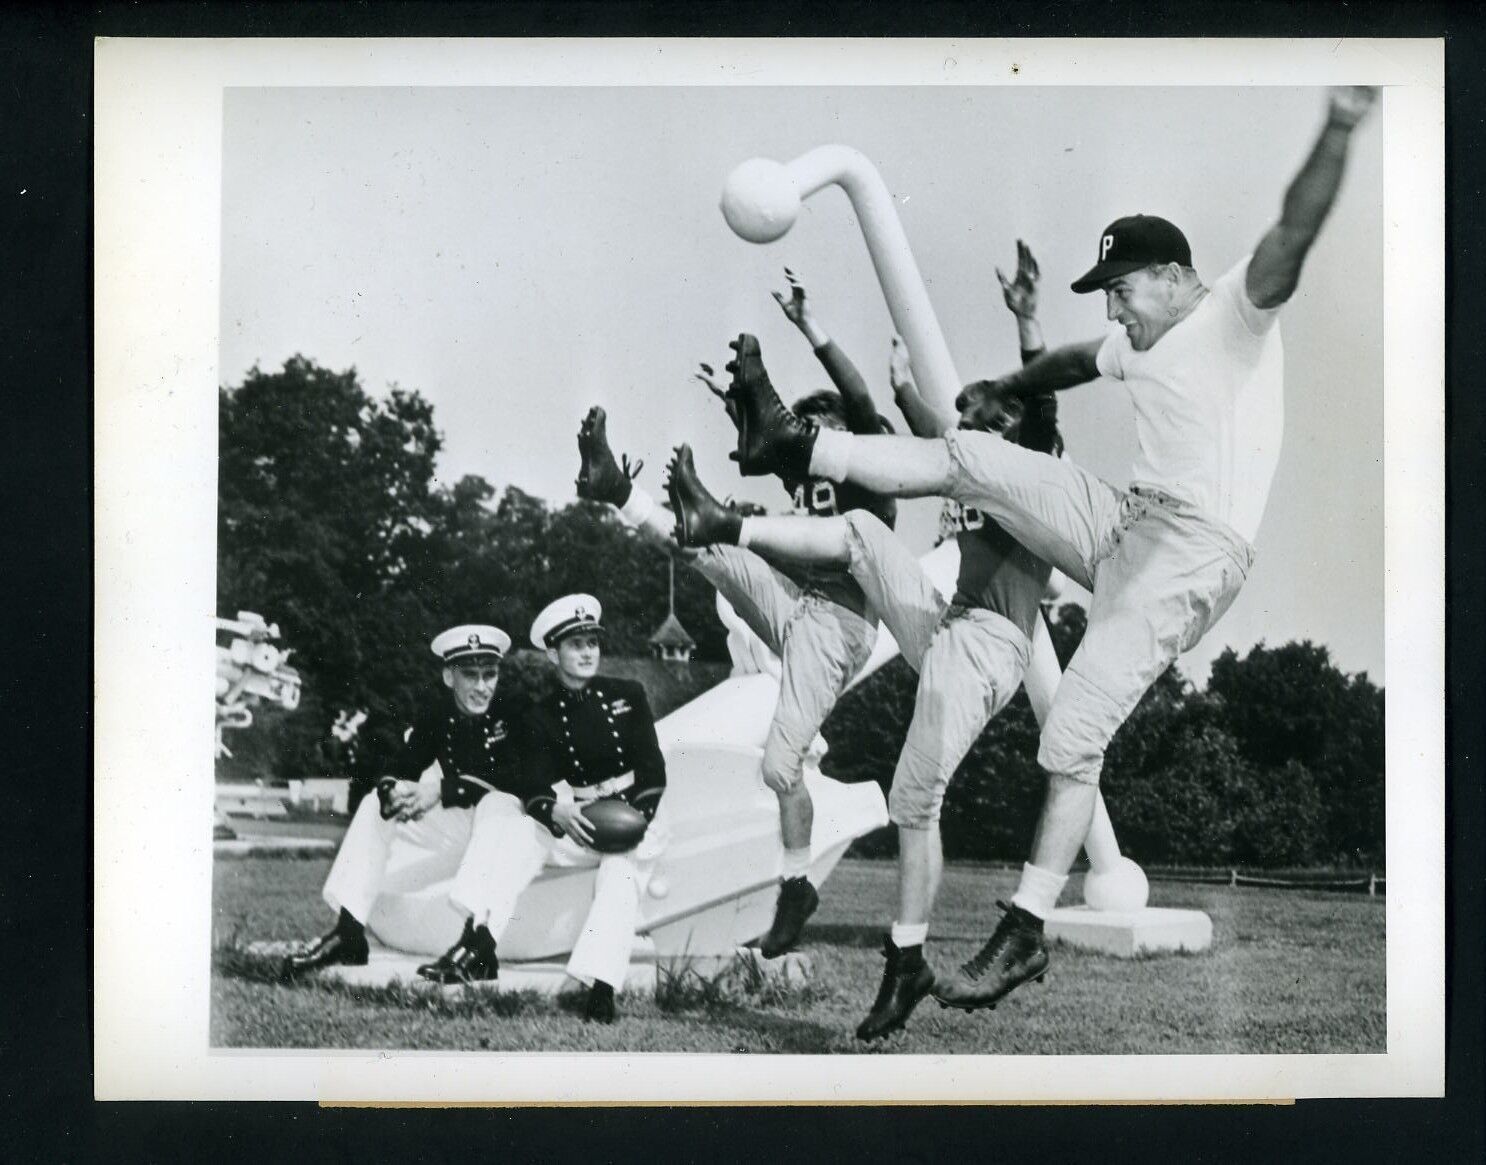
<box><xmin>555</xmin><ymin>772</ymin><xmax>635</xmax><ymax>804</ymax></box>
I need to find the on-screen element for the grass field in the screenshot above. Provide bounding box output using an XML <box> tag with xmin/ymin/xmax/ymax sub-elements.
<box><xmin>212</xmin><ymin>855</ymin><xmax>1384</xmax><ymax>1055</ymax></box>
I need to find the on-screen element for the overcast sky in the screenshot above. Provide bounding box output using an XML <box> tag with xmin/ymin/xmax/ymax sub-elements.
<box><xmin>219</xmin><ymin>84</ymin><xmax>1383</xmax><ymax>685</ymax></box>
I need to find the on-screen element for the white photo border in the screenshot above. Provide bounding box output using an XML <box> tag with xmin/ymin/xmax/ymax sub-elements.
<box><xmin>93</xmin><ymin>36</ymin><xmax>1444</xmax><ymax>1102</ymax></box>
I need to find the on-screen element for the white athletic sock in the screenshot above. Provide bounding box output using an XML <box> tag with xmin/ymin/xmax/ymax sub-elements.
<box><xmin>890</xmin><ymin>921</ymin><xmax>928</xmax><ymax>949</ymax></box>
<box><xmin>737</xmin><ymin>518</ymin><xmax>755</xmax><ymax>550</ymax></box>
<box><xmin>810</xmin><ymin>428</ymin><xmax>852</xmax><ymax>482</ymax></box>
<box><xmin>618</xmin><ymin>484</ymin><xmax>656</xmax><ymax>528</ymax></box>
<box><xmin>1010</xmin><ymin>862</ymin><xmax>1068</xmax><ymax>919</ymax></box>
<box><xmin>781</xmin><ymin>846</ymin><xmax>812</xmax><ymax>880</ymax></box>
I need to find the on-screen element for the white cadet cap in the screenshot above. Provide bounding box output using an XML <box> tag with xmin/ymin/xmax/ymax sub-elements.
<box><xmin>430</xmin><ymin>624</ymin><xmax>511</xmax><ymax>665</ymax></box>
<box><xmin>530</xmin><ymin>594</ymin><xmax>604</xmax><ymax>649</ymax></box>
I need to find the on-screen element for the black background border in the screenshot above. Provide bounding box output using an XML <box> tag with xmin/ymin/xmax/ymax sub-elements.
<box><xmin>5</xmin><ymin>2</ymin><xmax>1480</xmax><ymax>1157</ymax></box>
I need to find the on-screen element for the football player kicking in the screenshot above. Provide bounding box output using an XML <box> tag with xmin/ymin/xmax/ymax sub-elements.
<box><xmin>575</xmin><ymin>270</ymin><xmax>897</xmax><ymax>962</ymax></box>
<box><xmin>706</xmin><ymin>87</ymin><xmax>1377</xmax><ymax>1016</ymax></box>
<box><xmin>661</xmin><ymin>245</ymin><xmax>1063</xmax><ymax>1041</ymax></box>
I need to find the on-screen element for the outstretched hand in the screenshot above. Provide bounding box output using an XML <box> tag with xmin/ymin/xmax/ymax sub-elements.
<box><xmin>1327</xmin><ymin>86</ymin><xmax>1379</xmax><ymax>129</ymax></box>
<box><xmin>771</xmin><ymin>267</ymin><xmax>811</xmax><ymax>328</ymax></box>
<box><xmin>695</xmin><ymin>362</ymin><xmax>740</xmax><ymax>427</ymax></box>
<box><xmin>996</xmin><ymin>239</ymin><xmax>1040</xmax><ymax>320</ymax></box>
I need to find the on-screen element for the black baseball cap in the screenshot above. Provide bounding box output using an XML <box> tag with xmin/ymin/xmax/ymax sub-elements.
<box><xmin>1070</xmin><ymin>215</ymin><xmax>1192</xmax><ymax>294</ymax></box>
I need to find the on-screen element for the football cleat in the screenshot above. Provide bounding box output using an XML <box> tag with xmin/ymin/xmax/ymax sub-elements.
<box><xmin>723</xmin><ymin>333</ymin><xmax>818</xmax><ymax>480</ymax></box>
<box><xmin>932</xmin><ymin>901</ymin><xmax>1049</xmax><ymax>1012</ymax></box>
<box><xmin>758</xmin><ymin>876</ymin><xmax>819</xmax><ymax>959</ymax></box>
<box><xmin>664</xmin><ymin>445</ymin><xmax>743</xmax><ymax>548</ymax></box>
<box><xmin>856</xmin><ymin>939</ymin><xmax>936</xmax><ymax>1042</ymax></box>
<box><xmin>576</xmin><ymin>405</ymin><xmax>642</xmax><ymax>507</ymax></box>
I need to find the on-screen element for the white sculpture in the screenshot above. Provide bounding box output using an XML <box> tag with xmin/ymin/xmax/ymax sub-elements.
<box><xmin>722</xmin><ymin>145</ymin><xmax>1148</xmax><ymax>911</ymax></box>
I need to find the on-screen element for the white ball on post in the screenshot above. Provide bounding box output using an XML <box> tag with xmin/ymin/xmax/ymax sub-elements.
<box><xmin>1082</xmin><ymin>855</ymin><xmax>1150</xmax><ymax>912</ymax></box>
<box><xmin>720</xmin><ymin>158</ymin><xmax>801</xmax><ymax>243</ymax></box>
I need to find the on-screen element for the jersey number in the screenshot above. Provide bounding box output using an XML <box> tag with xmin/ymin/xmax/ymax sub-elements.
<box><xmin>792</xmin><ymin>481</ymin><xmax>838</xmax><ymax>516</ymax></box>
<box><xmin>954</xmin><ymin>503</ymin><xmax>986</xmax><ymax>532</ymax></box>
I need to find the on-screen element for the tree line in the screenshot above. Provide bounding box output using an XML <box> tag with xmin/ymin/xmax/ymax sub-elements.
<box><xmin>218</xmin><ymin>357</ymin><xmax>1384</xmax><ymax>868</ymax></box>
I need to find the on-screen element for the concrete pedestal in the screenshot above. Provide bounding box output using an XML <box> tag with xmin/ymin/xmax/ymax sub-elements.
<box><xmin>1044</xmin><ymin>906</ymin><xmax>1212</xmax><ymax>957</ymax></box>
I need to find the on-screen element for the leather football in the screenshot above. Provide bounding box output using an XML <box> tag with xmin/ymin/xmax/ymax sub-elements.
<box><xmin>580</xmin><ymin>797</ymin><xmax>649</xmax><ymax>853</ymax></box>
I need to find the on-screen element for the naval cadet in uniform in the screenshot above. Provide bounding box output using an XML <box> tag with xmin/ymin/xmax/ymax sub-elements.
<box><xmin>517</xmin><ymin>594</ymin><xmax>668</xmax><ymax>1023</ymax></box>
<box><xmin>283</xmin><ymin>624</ymin><xmax>545</xmax><ymax>984</ymax></box>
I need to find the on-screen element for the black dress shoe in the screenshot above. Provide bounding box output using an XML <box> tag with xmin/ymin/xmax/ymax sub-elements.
<box><xmin>417</xmin><ymin>920</ymin><xmax>499</xmax><ymax>985</ymax></box>
<box><xmin>932</xmin><ymin>901</ymin><xmax>1049</xmax><ymax>1012</ymax></box>
<box><xmin>576</xmin><ymin>406</ymin><xmax>641</xmax><ymax>506</ymax></box>
<box><xmin>665</xmin><ymin>445</ymin><xmax>743</xmax><ymax>548</ymax></box>
<box><xmin>584</xmin><ymin>980</ymin><xmax>617</xmax><ymax>1024</ymax></box>
<box><xmin>723</xmin><ymin>334</ymin><xmax>819</xmax><ymax>479</ymax></box>
<box><xmin>758</xmin><ymin>875</ymin><xmax>819</xmax><ymax>959</ymax></box>
<box><xmin>856</xmin><ymin>940</ymin><xmax>936</xmax><ymax>1041</ymax></box>
<box><xmin>282</xmin><ymin>927</ymin><xmax>369</xmax><ymax>979</ymax></box>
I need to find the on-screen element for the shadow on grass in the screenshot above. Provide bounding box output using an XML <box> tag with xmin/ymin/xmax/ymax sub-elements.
<box><xmin>705</xmin><ymin>1005</ymin><xmax>852</xmax><ymax>1054</ymax></box>
<box><xmin>804</xmin><ymin>922</ymin><xmax>996</xmax><ymax>948</ymax></box>
<box><xmin>212</xmin><ymin>936</ymin><xmax>548</xmax><ymax>1018</ymax></box>
<box><xmin>799</xmin><ymin>923</ymin><xmax>886</xmax><ymax>949</ymax></box>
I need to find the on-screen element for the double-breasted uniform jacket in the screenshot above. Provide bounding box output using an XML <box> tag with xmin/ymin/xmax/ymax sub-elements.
<box><xmin>522</xmin><ymin>676</ymin><xmax>667</xmax><ymax>834</ymax></box>
<box><xmin>388</xmin><ymin>692</ymin><xmax>530</xmax><ymax>810</ymax></box>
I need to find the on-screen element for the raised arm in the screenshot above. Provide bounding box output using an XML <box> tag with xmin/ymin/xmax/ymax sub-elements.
<box><xmin>773</xmin><ymin>269</ymin><xmax>883</xmax><ymax>434</ymax></box>
<box><xmin>888</xmin><ymin>335</ymin><xmax>954</xmax><ymax>437</ymax></box>
<box><xmin>997</xmin><ymin>238</ymin><xmax>1047</xmax><ymax>362</ymax></box>
<box><xmin>1246</xmin><ymin>86</ymin><xmax>1378</xmax><ymax>310</ymax></box>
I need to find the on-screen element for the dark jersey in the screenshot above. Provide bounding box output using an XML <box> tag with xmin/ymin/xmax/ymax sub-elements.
<box><xmin>945</xmin><ymin>501</ymin><xmax>1052</xmax><ymax>641</ymax></box>
<box><xmin>521</xmin><ymin>676</ymin><xmax>666</xmax><ymax>832</ymax></box>
<box><xmin>389</xmin><ymin>693</ymin><xmax>529</xmax><ymax>810</ymax></box>
<box><xmin>774</xmin><ymin>339</ymin><xmax>898</xmax><ymax>618</ymax></box>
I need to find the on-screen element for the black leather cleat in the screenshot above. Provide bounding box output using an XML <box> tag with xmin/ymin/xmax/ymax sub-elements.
<box><xmin>664</xmin><ymin>445</ymin><xmax>743</xmax><ymax>548</ymax></box>
<box><xmin>723</xmin><ymin>333</ymin><xmax>819</xmax><ymax>479</ymax></box>
<box><xmin>758</xmin><ymin>875</ymin><xmax>819</xmax><ymax>959</ymax></box>
<box><xmin>576</xmin><ymin>406</ymin><xmax>641</xmax><ymax>506</ymax></box>
<box><xmin>282</xmin><ymin>926</ymin><xmax>369</xmax><ymax>980</ymax></box>
<box><xmin>856</xmin><ymin>940</ymin><xmax>936</xmax><ymax>1042</ymax></box>
<box><xmin>932</xmin><ymin>901</ymin><xmax>1049</xmax><ymax>1012</ymax></box>
<box><xmin>584</xmin><ymin>980</ymin><xmax>617</xmax><ymax>1024</ymax></box>
<box><xmin>418</xmin><ymin>919</ymin><xmax>499</xmax><ymax>985</ymax></box>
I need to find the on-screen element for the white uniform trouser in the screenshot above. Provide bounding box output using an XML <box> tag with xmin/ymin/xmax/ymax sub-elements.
<box><xmin>941</xmin><ymin>430</ymin><xmax>1255</xmax><ymax>786</ymax></box>
<box><xmin>323</xmin><ymin>791</ymin><xmax>546</xmax><ymax>935</ymax></box>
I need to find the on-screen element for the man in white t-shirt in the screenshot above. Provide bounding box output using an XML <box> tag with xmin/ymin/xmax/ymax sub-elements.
<box><xmin>716</xmin><ymin>85</ymin><xmax>1378</xmax><ymax>1013</ymax></box>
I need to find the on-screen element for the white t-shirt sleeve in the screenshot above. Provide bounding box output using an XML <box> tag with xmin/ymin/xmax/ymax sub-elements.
<box><xmin>1214</xmin><ymin>254</ymin><xmax>1283</xmax><ymax>338</ymax></box>
<box><xmin>1095</xmin><ymin>325</ymin><xmax>1130</xmax><ymax>380</ymax></box>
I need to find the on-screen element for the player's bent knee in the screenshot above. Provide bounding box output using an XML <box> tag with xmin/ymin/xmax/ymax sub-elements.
<box><xmin>1036</xmin><ymin>730</ymin><xmax>1104</xmax><ymax>786</ymax></box>
<box><xmin>888</xmin><ymin>784</ymin><xmax>942</xmax><ymax>830</ymax></box>
<box><xmin>761</xmin><ymin>762</ymin><xmax>804</xmax><ymax>795</ymax></box>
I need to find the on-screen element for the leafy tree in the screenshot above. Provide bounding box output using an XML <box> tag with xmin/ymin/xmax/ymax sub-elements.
<box><xmin>219</xmin><ymin>357</ymin><xmax>447</xmax><ymax>781</ymax></box>
<box><xmin>1230</xmin><ymin>759</ymin><xmax>1328</xmax><ymax>867</ymax></box>
<box><xmin>1208</xmin><ymin>642</ymin><xmax>1385</xmax><ymax>864</ymax></box>
<box><xmin>1104</xmin><ymin>721</ymin><xmax>1247</xmax><ymax>864</ymax></box>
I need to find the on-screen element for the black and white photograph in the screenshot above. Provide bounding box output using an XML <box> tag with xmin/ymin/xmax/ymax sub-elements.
<box><xmin>93</xmin><ymin>38</ymin><xmax>1444</xmax><ymax>1103</ymax></box>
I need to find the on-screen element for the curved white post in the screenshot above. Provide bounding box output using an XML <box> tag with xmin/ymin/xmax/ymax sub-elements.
<box><xmin>722</xmin><ymin>146</ymin><xmax>960</xmax><ymax>416</ymax></box>
<box><xmin>722</xmin><ymin>145</ymin><xmax>1145</xmax><ymax>906</ymax></box>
